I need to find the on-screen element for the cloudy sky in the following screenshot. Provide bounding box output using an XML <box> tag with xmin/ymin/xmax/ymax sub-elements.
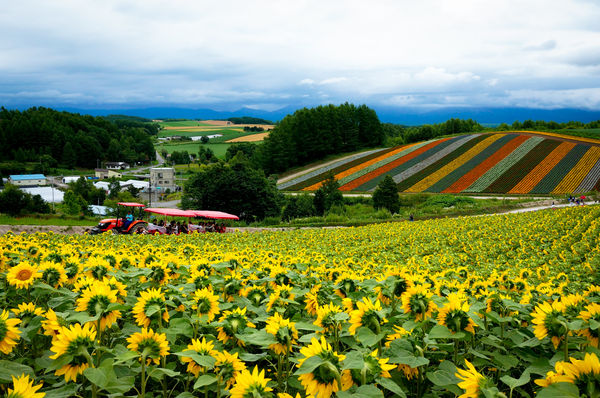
<box><xmin>2</xmin><ymin>0</ymin><xmax>600</xmax><ymax>114</ymax></box>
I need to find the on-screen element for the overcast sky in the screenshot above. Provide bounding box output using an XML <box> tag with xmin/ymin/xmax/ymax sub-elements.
<box><xmin>1</xmin><ymin>0</ymin><xmax>600</xmax><ymax>112</ymax></box>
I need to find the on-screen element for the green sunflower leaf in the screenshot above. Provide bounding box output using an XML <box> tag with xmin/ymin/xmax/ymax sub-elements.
<box><xmin>342</xmin><ymin>350</ymin><xmax>365</xmax><ymax>370</ymax></box>
<box><xmin>536</xmin><ymin>382</ymin><xmax>580</xmax><ymax>398</ymax></box>
<box><xmin>500</xmin><ymin>371</ymin><xmax>530</xmax><ymax>389</ymax></box>
<box><xmin>295</xmin><ymin>355</ymin><xmax>326</xmax><ymax>375</ymax></box>
<box><xmin>377</xmin><ymin>377</ymin><xmax>407</xmax><ymax>398</ymax></box>
<box><xmin>193</xmin><ymin>374</ymin><xmax>217</xmax><ymax>389</ymax></box>
<box><xmin>0</xmin><ymin>360</ymin><xmax>34</xmax><ymax>383</ymax></box>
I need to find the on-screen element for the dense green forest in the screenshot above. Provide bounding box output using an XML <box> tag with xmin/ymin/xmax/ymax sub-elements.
<box><xmin>0</xmin><ymin>107</ymin><xmax>156</xmax><ymax>170</ymax></box>
<box><xmin>226</xmin><ymin>116</ymin><xmax>273</xmax><ymax>125</ymax></box>
<box><xmin>256</xmin><ymin>103</ymin><xmax>385</xmax><ymax>174</ymax></box>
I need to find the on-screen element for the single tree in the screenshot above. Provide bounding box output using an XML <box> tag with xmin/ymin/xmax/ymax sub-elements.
<box><xmin>372</xmin><ymin>175</ymin><xmax>400</xmax><ymax>214</ymax></box>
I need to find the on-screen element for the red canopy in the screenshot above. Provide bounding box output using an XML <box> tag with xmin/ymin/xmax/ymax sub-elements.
<box><xmin>144</xmin><ymin>208</ymin><xmax>197</xmax><ymax>217</ymax></box>
<box><xmin>191</xmin><ymin>210</ymin><xmax>239</xmax><ymax>220</ymax></box>
<box><xmin>117</xmin><ymin>202</ymin><xmax>146</xmax><ymax>207</ymax></box>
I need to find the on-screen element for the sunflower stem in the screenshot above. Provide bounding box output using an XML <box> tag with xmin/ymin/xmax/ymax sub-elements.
<box><xmin>82</xmin><ymin>350</ymin><xmax>98</xmax><ymax>398</ymax></box>
<box><xmin>277</xmin><ymin>353</ymin><xmax>283</xmax><ymax>391</ymax></box>
<box><xmin>453</xmin><ymin>340</ymin><xmax>458</xmax><ymax>364</ymax></box>
<box><xmin>140</xmin><ymin>355</ymin><xmax>147</xmax><ymax>398</ymax></box>
<box><xmin>217</xmin><ymin>375</ymin><xmax>222</xmax><ymax>398</ymax></box>
<box><xmin>564</xmin><ymin>332</ymin><xmax>569</xmax><ymax>361</ymax></box>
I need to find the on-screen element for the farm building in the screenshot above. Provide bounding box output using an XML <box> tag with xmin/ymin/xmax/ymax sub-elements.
<box><xmin>150</xmin><ymin>167</ymin><xmax>176</xmax><ymax>191</ymax></box>
<box><xmin>20</xmin><ymin>186</ymin><xmax>64</xmax><ymax>203</ymax></box>
<box><xmin>62</xmin><ymin>176</ymin><xmax>82</xmax><ymax>184</ymax></box>
<box><xmin>8</xmin><ymin>174</ymin><xmax>47</xmax><ymax>187</ymax></box>
<box><xmin>105</xmin><ymin>162</ymin><xmax>130</xmax><ymax>170</ymax></box>
<box><xmin>95</xmin><ymin>169</ymin><xmax>122</xmax><ymax>179</ymax></box>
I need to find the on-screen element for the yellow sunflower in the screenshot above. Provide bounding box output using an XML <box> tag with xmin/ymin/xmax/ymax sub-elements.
<box><xmin>102</xmin><ymin>276</ymin><xmax>127</xmax><ymax>302</ymax></box>
<box><xmin>314</xmin><ymin>303</ymin><xmax>344</xmax><ymax>334</ymax></box>
<box><xmin>140</xmin><ymin>262</ymin><xmax>172</xmax><ymax>286</ymax></box>
<box><xmin>584</xmin><ymin>285</ymin><xmax>600</xmax><ymax>300</ymax></box>
<box><xmin>41</xmin><ymin>309</ymin><xmax>64</xmax><ymax>340</ymax></box>
<box><xmin>401</xmin><ymin>284</ymin><xmax>436</xmax><ymax>321</ymax></box>
<box><xmin>348</xmin><ymin>350</ymin><xmax>396</xmax><ymax>385</ymax></box>
<box><xmin>266</xmin><ymin>284</ymin><xmax>295</xmax><ymax>312</ymax></box>
<box><xmin>180</xmin><ymin>337</ymin><xmax>218</xmax><ymax>376</ymax></box>
<box><xmin>230</xmin><ymin>366</ymin><xmax>273</xmax><ymax>398</ymax></box>
<box><xmin>437</xmin><ymin>294</ymin><xmax>477</xmax><ymax>334</ymax></box>
<box><xmin>0</xmin><ymin>310</ymin><xmax>21</xmax><ymax>354</ymax></box>
<box><xmin>579</xmin><ymin>302</ymin><xmax>600</xmax><ymax>347</ymax></box>
<box><xmin>214</xmin><ymin>350</ymin><xmax>247</xmax><ymax>389</ymax></box>
<box><xmin>132</xmin><ymin>288</ymin><xmax>170</xmax><ymax>328</ymax></box>
<box><xmin>191</xmin><ymin>288</ymin><xmax>220</xmax><ymax>322</ymax></box>
<box><xmin>385</xmin><ymin>325</ymin><xmax>410</xmax><ymax>347</ymax></box>
<box><xmin>348</xmin><ymin>298</ymin><xmax>385</xmax><ymax>335</ymax></box>
<box><xmin>6</xmin><ymin>262</ymin><xmax>39</xmax><ymax>289</ymax></box>
<box><xmin>49</xmin><ymin>323</ymin><xmax>97</xmax><ymax>382</ymax></box>
<box><xmin>11</xmin><ymin>302</ymin><xmax>45</xmax><ymax>318</ymax></box>
<box><xmin>531</xmin><ymin>300</ymin><xmax>567</xmax><ymax>349</ymax></box>
<box><xmin>297</xmin><ymin>337</ymin><xmax>353</xmax><ymax>398</ymax></box>
<box><xmin>265</xmin><ymin>312</ymin><xmax>298</xmax><ymax>355</ymax></box>
<box><xmin>304</xmin><ymin>285</ymin><xmax>325</xmax><ymax>316</ymax></box>
<box><xmin>38</xmin><ymin>261</ymin><xmax>68</xmax><ymax>288</ymax></box>
<box><xmin>535</xmin><ymin>352</ymin><xmax>600</xmax><ymax>394</ymax></box>
<box><xmin>75</xmin><ymin>281</ymin><xmax>120</xmax><ymax>331</ymax></box>
<box><xmin>126</xmin><ymin>328</ymin><xmax>170</xmax><ymax>365</ymax></box>
<box><xmin>241</xmin><ymin>285</ymin><xmax>267</xmax><ymax>307</ymax></box>
<box><xmin>84</xmin><ymin>257</ymin><xmax>113</xmax><ymax>281</ymax></box>
<box><xmin>455</xmin><ymin>360</ymin><xmax>486</xmax><ymax>398</ymax></box>
<box><xmin>5</xmin><ymin>374</ymin><xmax>45</xmax><ymax>398</ymax></box>
<box><xmin>216</xmin><ymin>307</ymin><xmax>256</xmax><ymax>347</ymax></box>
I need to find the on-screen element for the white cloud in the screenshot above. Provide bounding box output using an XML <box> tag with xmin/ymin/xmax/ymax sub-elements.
<box><xmin>506</xmin><ymin>88</ymin><xmax>600</xmax><ymax>110</ymax></box>
<box><xmin>0</xmin><ymin>0</ymin><xmax>599</xmax><ymax>110</ymax></box>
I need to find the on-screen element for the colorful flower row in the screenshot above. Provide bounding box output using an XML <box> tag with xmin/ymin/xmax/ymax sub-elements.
<box><xmin>485</xmin><ymin>138</ymin><xmax>562</xmax><ymax>193</ymax></box>
<box><xmin>553</xmin><ymin>146</ymin><xmax>600</xmax><ymax>194</ymax></box>
<box><xmin>427</xmin><ymin>134</ymin><xmax>518</xmax><ymax>193</ymax></box>
<box><xmin>276</xmin><ymin>148</ymin><xmax>386</xmax><ymax>190</ymax></box>
<box><xmin>462</xmin><ymin>136</ymin><xmax>544</xmax><ymax>193</ymax></box>
<box><xmin>508</xmin><ymin>142</ymin><xmax>576</xmax><ymax>194</ymax></box>
<box><xmin>339</xmin><ymin>137</ymin><xmax>456</xmax><ymax>191</ymax></box>
<box><xmin>404</xmin><ymin>134</ymin><xmax>503</xmax><ymax>192</ymax></box>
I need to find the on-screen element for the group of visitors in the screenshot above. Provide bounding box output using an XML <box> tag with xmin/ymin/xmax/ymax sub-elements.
<box><xmin>567</xmin><ymin>195</ymin><xmax>587</xmax><ymax>206</ymax></box>
<box><xmin>146</xmin><ymin>218</ymin><xmax>227</xmax><ymax>235</ymax></box>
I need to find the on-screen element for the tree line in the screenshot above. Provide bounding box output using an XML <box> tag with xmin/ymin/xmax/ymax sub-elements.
<box><xmin>255</xmin><ymin>103</ymin><xmax>385</xmax><ymax>174</ymax></box>
<box><xmin>0</xmin><ymin>107</ymin><xmax>156</xmax><ymax>171</ymax></box>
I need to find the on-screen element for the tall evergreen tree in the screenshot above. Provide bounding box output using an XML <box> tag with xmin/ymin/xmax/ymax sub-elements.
<box><xmin>372</xmin><ymin>175</ymin><xmax>400</xmax><ymax>214</ymax></box>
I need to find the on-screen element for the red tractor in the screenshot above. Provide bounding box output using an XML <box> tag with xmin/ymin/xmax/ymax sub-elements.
<box><xmin>89</xmin><ymin>202</ymin><xmax>148</xmax><ymax>235</ymax></box>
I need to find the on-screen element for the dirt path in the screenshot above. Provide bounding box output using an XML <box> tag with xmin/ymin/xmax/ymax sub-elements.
<box><xmin>0</xmin><ymin>201</ymin><xmax>589</xmax><ymax>235</ymax></box>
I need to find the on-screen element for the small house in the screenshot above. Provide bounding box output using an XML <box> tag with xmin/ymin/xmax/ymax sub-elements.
<box><xmin>8</xmin><ymin>174</ymin><xmax>47</xmax><ymax>187</ymax></box>
<box><xmin>105</xmin><ymin>162</ymin><xmax>130</xmax><ymax>170</ymax></box>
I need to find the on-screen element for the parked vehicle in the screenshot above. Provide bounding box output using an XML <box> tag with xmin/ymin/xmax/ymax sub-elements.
<box><xmin>89</xmin><ymin>202</ymin><xmax>148</xmax><ymax>235</ymax></box>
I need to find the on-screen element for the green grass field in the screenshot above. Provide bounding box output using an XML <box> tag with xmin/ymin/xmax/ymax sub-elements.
<box><xmin>558</xmin><ymin>128</ymin><xmax>600</xmax><ymax>139</ymax></box>
<box><xmin>157</xmin><ymin>127</ymin><xmax>245</xmax><ymax>138</ymax></box>
<box><xmin>158</xmin><ymin>120</ymin><xmax>211</xmax><ymax>128</ymax></box>
<box><xmin>156</xmin><ymin>142</ymin><xmax>231</xmax><ymax>159</ymax></box>
<box><xmin>0</xmin><ymin>215</ymin><xmax>97</xmax><ymax>226</ymax></box>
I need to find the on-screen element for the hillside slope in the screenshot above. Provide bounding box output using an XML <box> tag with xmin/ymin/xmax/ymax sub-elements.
<box><xmin>277</xmin><ymin>131</ymin><xmax>600</xmax><ymax>194</ymax></box>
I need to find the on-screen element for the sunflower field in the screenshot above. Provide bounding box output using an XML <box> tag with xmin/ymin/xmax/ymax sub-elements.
<box><xmin>1</xmin><ymin>206</ymin><xmax>600</xmax><ymax>397</ymax></box>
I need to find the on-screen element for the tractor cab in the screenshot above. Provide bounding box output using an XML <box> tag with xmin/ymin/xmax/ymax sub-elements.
<box><xmin>89</xmin><ymin>202</ymin><xmax>148</xmax><ymax>235</ymax></box>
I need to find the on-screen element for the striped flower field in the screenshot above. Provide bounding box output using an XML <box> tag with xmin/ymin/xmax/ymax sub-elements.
<box><xmin>277</xmin><ymin>131</ymin><xmax>600</xmax><ymax>194</ymax></box>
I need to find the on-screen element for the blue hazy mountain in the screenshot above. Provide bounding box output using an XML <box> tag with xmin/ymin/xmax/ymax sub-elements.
<box><xmin>10</xmin><ymin>105</ymin><xmax>600</xmax><ymax>125</ymax></box>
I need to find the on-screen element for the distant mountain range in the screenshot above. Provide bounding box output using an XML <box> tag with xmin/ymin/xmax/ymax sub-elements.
<box><xmin>9</xmin><ymin>105</ymin><xmax>600</xmax><ymax>125</ymax></box>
